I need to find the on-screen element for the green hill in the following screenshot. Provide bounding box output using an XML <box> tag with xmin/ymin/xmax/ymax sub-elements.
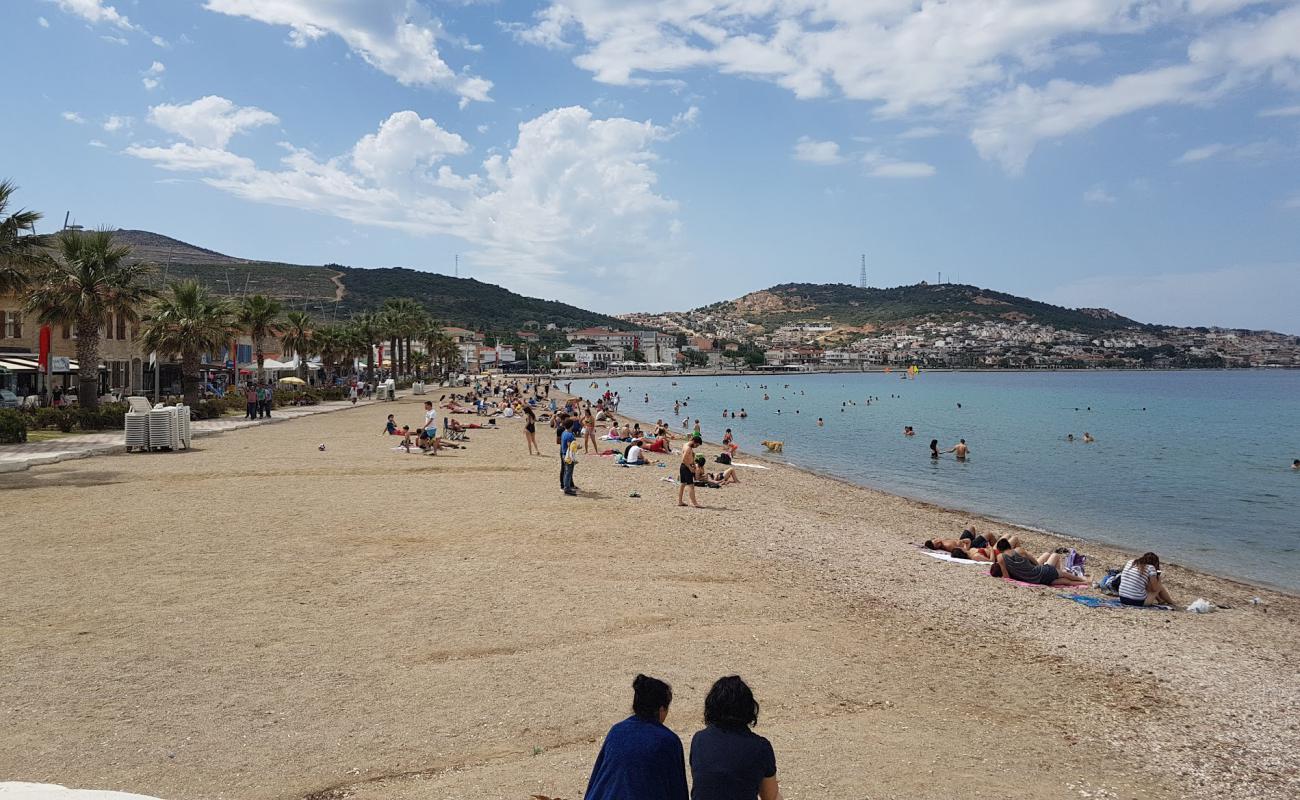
<box><xmin>109</xmin><ymin>230</ymin><xmax>625</xmax><ymax>330</ymax></box>
<box><xmin>703</xmin><ymin>282</ymin><xmax>1148</xmax><ymax>335</ymax></box>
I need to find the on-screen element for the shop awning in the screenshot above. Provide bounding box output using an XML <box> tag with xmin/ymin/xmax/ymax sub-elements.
<box><xmin>0</xmin><ymin>354</ymin><xmax>92</xmax><ymax>373</ymax></box>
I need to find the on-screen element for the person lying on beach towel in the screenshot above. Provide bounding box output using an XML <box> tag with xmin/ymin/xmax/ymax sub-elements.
<box><xmin>643</xmin><ymin>436</ymin><xmax>672</xmax><ymax>454</ymax></box>
<box><xmin>990</xmin><ymin>538</ymin><xmax>1089</xmax><ymax>587</ymax></box>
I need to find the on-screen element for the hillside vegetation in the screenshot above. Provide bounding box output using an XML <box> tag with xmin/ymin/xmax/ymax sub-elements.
<box><xmin>702</xmin><ymin>282</ymin><xmax>1148</xmax><ymax>335</ymax></box>
<box><xmin>109</xmin><ymin>230</ymin><xmax>624</xmax><ymax>330</ymax></box>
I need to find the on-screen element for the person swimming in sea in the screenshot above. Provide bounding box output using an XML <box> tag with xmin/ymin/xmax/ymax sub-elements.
<box><xmin>1293</xmin><ymin>459</ymin><xmax>1299</xmax><ymax>470</ymax></box>
<box><xmin>1067</xmin><ymin>433</ymin><xmax>1075</xmax><ymax>442</ymax></box>
<box><xmin>904</xmin><ymin>426</ymin><xmax>915</xmax><ymax>436</ymax></box>
<box><xmin>1082</xmin><ymin>432</ymin><xmax>1095</xmax><ymax>443</ymax></box>
<box><xmin>929</xmin><ymin>439</ymin><xmax>939</xmax><ymax>459</ymax></box>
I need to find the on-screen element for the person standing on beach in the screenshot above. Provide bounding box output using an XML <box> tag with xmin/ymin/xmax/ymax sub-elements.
<box><xmin>678</xmin><ymin>435</ymin><xmax>704</xmax><ymax>508</ymax></box>
<box><xmin>561</xmin><ymin>419</ymin><xmax>579</xmax><ymax>496</ymax></box>
<box><xmin>523</xmin><ymin>406</ymin><xmax>540</xmax><ymax>456</ymax></box>
<box><xmin>582</xmin><ymin>408</ymin><xmax>598</xmax><ymax>454</ymax></box>
<box><xmin>584</xmin><ymin>675</ymin><xmax>688</xmax><ymax>800</ymax></box>
<box><xmin>244</xmin><ymin>384</ymin><xmax>258</xmax><ymax>420</ymax></box>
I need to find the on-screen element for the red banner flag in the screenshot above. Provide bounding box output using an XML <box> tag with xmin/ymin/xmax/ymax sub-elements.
<box><xmin>38</xmin><ymin>325</ymin><xmax>52</xmax><ymax>370</ymax></box>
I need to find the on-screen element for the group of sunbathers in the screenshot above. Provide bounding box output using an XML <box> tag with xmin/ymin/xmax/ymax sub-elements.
<box><xmin>924</xmin><ymin>528</ymin><xmax>1090</xmax><ymax>587</ymax></box>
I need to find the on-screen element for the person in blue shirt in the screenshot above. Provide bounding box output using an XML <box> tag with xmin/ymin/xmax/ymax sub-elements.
<box><xmin>690</xmin><ymin>676</ymin><xmax>781</xmax><ymax>800</ymax></box>
<box><xmin>585</xmin><ymin>674</ymin><xmax>688</xmax><ymax>800</ymax></box>
<box><xmin>560</xmin><ymin>418</ymin><xmax>579</xmax><ymax>495</ymax></box>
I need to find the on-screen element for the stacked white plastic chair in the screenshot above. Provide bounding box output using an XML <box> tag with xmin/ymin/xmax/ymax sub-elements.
<box><xmin>124</xmin><ymin>397</ymin><xmax>153</xmax><ymax>452</ymax></box>
<box><xmin>175</xmin><ymin>403</ymin><xmax>191</xmax><ymax>449</ymax></box>
<box><xmin>147</xmin><ymin>404</ymin><xmax>179</xmax><ymax>451</ymax></box>
<box><xmin>412</xmin><ymin>382</ymin><xmax>426</xmax><ymax>395</ymax></box>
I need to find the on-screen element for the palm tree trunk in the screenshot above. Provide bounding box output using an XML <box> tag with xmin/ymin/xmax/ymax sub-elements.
<box><xmin>181</xmin><ymin>349</ymin><xmax>201</xmax><ymax>407</ymax></box>
<box><xmin>366</xmin><ymin>347</ymin><xmax>375</xmax><ymax>380</ymax></box>
<box><xmin>254</xmin><ymin>334</ymin><xmax>265</xmax><ymax>381</ymax></box>
<box><xmin>389</xmin><ymin>337</ymin><xmax>398</xmax><ymax>376</ymax></box>
<box><xmin>404</xmin><ymin>336</ymin><xmax>412</xmax><ymax>377</ymax></box>
<box><xmin>75</xmin><ymin>318</ymin><xmax>100</xmax><ymax>410</ymax></box>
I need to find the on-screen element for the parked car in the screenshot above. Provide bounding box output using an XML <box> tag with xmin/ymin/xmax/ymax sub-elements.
<box><xmin>0</xmin><ymin>389</ymin><xmax>19</xmax><ymax>409</ymax></box>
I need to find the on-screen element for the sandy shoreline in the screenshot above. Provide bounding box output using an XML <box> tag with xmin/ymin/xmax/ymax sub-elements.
<box><xmin>2</xmin><ymin>393</ymin><xmax>1296</xmax><ymax>800</ymax></box>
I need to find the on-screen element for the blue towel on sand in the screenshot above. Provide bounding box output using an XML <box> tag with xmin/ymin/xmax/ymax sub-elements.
<box><xmin>1058</xmin><ymin>593</ymin><xmax>1171</xmax><ymax>611</ymax></box>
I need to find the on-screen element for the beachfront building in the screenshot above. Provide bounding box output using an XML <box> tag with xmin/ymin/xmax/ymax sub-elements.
<box><xmin>0</xmin><ymin>293</ymin><xmax>144</xmax><ymax>398</ymax></box>
<box><xmin>566</xmin><ymin>327</ymin><xmax>678</xmax><ymax>363</ymax></box>
<box><xmin>555</xmin><ymin>345</ymin><xmax>618</xmax><ymax>370</ymax></box>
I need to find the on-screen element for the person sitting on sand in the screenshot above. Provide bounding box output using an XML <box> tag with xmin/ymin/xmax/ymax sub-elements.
<box><xmin>624</xmin><ymin>440</ymin><xmax>648</xmax><ymax>465</ymax></box>
<box><xmin>1119</xmin><ymin>552</ymin><xmax>1176</xmax><ymax>607</ymax></box>
<box><xmin>990</xmin><ymin>538</ymin><xmax>1088</xmax><ymax>586</ymax></box>
<box><xmin>584</xmin><ymin>674</ymin><xmax>688</xmax><ymax>800</ymax></box>
<box><xmin>689</xmin><ymin>675</ymin><xmax>780</xmax><ymax>800</ymax></box>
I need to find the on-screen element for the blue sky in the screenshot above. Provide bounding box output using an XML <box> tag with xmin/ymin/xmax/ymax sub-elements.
<box><xmin>3</xmin><ymin>1</ymin><xmax>1298</xmax><ymax>332</ymax></box>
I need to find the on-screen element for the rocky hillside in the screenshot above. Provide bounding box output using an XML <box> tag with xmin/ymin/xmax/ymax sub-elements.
<box><xmin>700</xmin><ymin>282</ymin><xmax>1148</xmax><ymax>335</ymax></box>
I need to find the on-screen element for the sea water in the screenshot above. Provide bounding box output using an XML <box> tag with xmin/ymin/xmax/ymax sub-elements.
<box><xmin>594</xmin><ymin>370</ymin><xmax>1300</xmax><ymax>591</ymax></box>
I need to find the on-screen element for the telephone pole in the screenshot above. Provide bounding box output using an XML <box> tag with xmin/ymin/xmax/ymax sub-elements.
<box><xmin>454</xmin><ymin>254</ymin><xmax>459</xmax><ymax>278</ymax></box>
<box><xmin>859</xmin><ymin>254</ymin><xmax>867</xmax><ymax>288</ymax></box>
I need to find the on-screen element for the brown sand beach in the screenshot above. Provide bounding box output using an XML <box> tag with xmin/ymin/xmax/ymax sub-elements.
<box><xmin>1</xmin><ymin>392</ymin><xmax>1297</xmax><ymax>800</ymax></box>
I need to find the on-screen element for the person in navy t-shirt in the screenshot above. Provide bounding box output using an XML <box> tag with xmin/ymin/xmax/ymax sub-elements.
<box><xmin>585</xmin><ymin>674</ymin><xmax>688</xmax><ymax>800</ymax></box>
<box><xmin>689</xmin><ymin>676</ymin><xmax>780</xmax><ymax>800</ymax></box>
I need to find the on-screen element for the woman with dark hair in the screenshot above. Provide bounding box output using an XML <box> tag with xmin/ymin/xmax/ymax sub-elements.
<box><xmin>1119</xmin><ymin>552</ymin><xmax>1176</xmax><ymax>607</ymax></box>
<box><xmin>929</xmin><ymin>439</ymin><xmax>939</xmax><ymax>459</ymax></box>
<box><xmin>690</xmin><ymin>676</ymin><xmax>781</xmax><ymax>800</ymax></box>
<box><xmin>585</xmin><ymin>674</ymin><xmax>688</xmax><ymax>800</ymax></box>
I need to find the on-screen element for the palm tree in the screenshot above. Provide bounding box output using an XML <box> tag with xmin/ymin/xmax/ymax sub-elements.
<box><xmin>280</xmin><ymin>310</ymin><xmax>314</xmax><ymax>381</ymax></box>
<box><xmin>139</xmin><ymin>281</ymin><xmax>236</xmax><ymax>407</ymax></box>
<box><xmin>236</xmin><ymin>294</ymin><xmax>284</xmax><ymax>381</ymax></box>
<box><xmin>23</xmin><ymin>229</ymin><xmax>153</xmax><ymax>409</ymax></box>
<box><xmin>350</xmin><ymin>310</ymin><xmax>381</xmax><ymax>378</ymax></box>
<box><xmin>0</xmin><ymin>179</ymin><xmax>49</xmax><ymax>293</ymax></box>
<box><xmin>312</xmin><ymin>325</ymin><xmax>347</xmax><ymax>385</ymax></box>
<box><xmin>421</xmin><ymin>321</ymin><xmax>450</xmax><ymax>379</ymax></box>
<box><xmin>382</xmin><ymin>297</ymin><xmax>426</xmax><ymax>377</ymax></box>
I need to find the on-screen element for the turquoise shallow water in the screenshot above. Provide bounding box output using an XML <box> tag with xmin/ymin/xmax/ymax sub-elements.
<box><xmin>595</xmin><ymin>371</ymin><xmax>1300</xmax><ymax>591</ymax></box>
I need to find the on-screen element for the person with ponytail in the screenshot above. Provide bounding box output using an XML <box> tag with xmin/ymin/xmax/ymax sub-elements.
<box><xmin>584</xmin><ymin>674</ymin><xmax>688</xmax><ymax>800</ymax></box>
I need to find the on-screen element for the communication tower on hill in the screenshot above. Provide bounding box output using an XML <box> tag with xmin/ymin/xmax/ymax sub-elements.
<box><xmin>859</xmin><ymin>254</ymin><xmax>867</xmax><ymax>288</ymax></box>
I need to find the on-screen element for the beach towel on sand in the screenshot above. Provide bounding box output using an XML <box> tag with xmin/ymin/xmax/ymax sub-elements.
<box><xmin>1058</xmin><ymin>593</ymin><xmax>1172</xmax><ymax>611</ymax></box>
<box><xmin>920</xmin><ymin>549</ymin><xmax>992</xmax><ymax>565</ymax></box>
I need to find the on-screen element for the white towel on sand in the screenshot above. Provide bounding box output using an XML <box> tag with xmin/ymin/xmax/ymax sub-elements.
<box><xmin>921</xmin><ymin>549</ymin><xmax>992</xmax><ymax>565</ymax></box>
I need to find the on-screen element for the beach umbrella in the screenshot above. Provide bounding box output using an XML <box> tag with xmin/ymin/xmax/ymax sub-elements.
<box><xmin>278</xmin><ymin>376</ymin><xmax>307</xmax><ymax>385</ymax></box>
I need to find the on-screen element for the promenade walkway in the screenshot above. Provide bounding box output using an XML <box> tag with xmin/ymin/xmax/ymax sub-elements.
<box><xmin>0</xmin><ymin>397</ymin><xmax>396</xmax><ymax>474</ymax></box>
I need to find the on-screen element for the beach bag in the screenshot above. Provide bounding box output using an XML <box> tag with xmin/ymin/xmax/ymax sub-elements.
<box><xmin>565</xmin><ymin>441</ymin><xmax>580</xmax><ymax>465</ymax></box>
<box><xmin>715</xmin><ymin>452</ymin><xmax>732</xmax><ymax>464</ymax></box>
<box><xmin>1098</xmin><ymin>568</ymin><xmax>1123</xmax><ymax>594</ymax></box>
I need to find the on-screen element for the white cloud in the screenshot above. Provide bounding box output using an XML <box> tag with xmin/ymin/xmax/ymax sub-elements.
<box><xmin>1045</xmin><ymin>264</ymin><xmax>1300</xmax><ymax>334</ymax></box>
<box><xmin>863</xmin><ymin>150</ymin><xmax>935</xmax><ymax>178</ymax></box>
<box><xmin>128</xmin><ymin>104</ymin><xmax>679</xmax><ymax>296</ymax></box>
<box><xmin>1286</xmin><ymin>193</ymin><xmax>1300</xmax><ymax>209</ymax></box>
<box><xmin>517</xmin><ymin>2</ymin><xmax>1300</xmax><ymax>174</ymax></box>
<box><xmin>61</xmin><ymin>111</ymin><xmax>85</xmax><ymax>124</ymax></box>
<box><xmin>1260</xmin><ymin>104</ymin><xmax>1300</xmax><ymax>117</ymax></box>
<box><xmin>1083</xmin><ymin>185</ymin><xmax>1117</xmax><ymax>204</ymax></box>
<box><xmin>203</xmin><ymin>0</ymin><xmax>492</xmax><ymax>104</ymax></box>
<box><xmin>151</xmin><ymin>35</ymin><xmax>169</xmax><ymax>48</ymax></box>
<box><xmin>48</xmin><ymin>0</ymin><xmax>135</xmax><ymax>31</ymax></box>
<box><xmin>868</xmin><ymin>161</ymin><xmax>937</xmax><ymax>179</ymax></box>
<box><xmin>1177</xmin><ymin>143</ymin><xmax>1227</xmax><ymax>163</ymax></box>
<box><xmin>899</xmin><ymin>126</ymin><xmax>941</xmax><ymax>140</ymax></box>
<box><xmin>125</xmin><ymin>143</ymin><xmax>258</xmax><ymax>174</ymax></box>
<box><xmin>100</xmin><ymin>34</ymin><xmax>128</xmax><ymax>45</ymax></box>
<box><xmin>351</xmin><ymin>110</ymin><xmax>468</xmax><ymax>180</ymax></box>
<box><xmin>88</xmin><ymin>139</ymin><xmax>107</xmax><ymax>148</ymax></box>
<box><xmin>147</xmin><ymin>96</ymin><xmax>278</xmax><ymax>149</ymax></box>
<box><xmin>102</xmin><ymin>115</ymin><xmax>132</xmax><ymax>133</ymax></box>
<box><xmin>142</xmin><ymin>60</ymin><xmax>165</xmax><ymax>90</ymax></box>
<box><xmin>793</xmin><ymin>137</ymin><xmax>843</xmax><ymax>165</ymax></box>
<box><xmin>38</xmin><ymin>16</ymin><xmax>50</xmax><ymax>28</ymax></box>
